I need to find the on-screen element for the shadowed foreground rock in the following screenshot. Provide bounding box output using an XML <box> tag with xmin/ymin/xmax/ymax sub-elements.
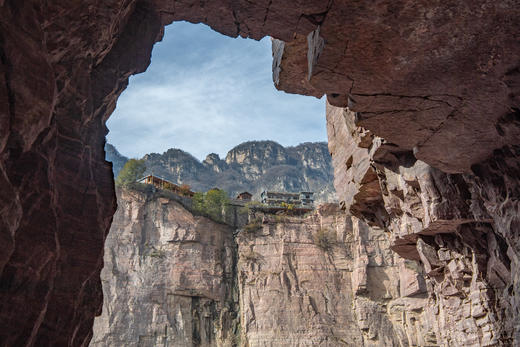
<box><xmin>0</xmin><ymin>0</ymin><xmax>519</xmax><ymax>345</ymax></box>
<box><xmin>327</xmin><ymin>103</ymin><xmax>518</xmax><ymax>345</ymax></box>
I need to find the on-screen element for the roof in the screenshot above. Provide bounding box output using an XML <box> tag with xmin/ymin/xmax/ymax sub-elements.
<box><xmin>137</xmin><ymin>174</ymin><xmax>172</xmax><ymax>183</ymax></box>
<box><xmin>137</xmin><ymin>174</ymin><xmax>195</xmax><ymax>196</ymax></box>
<box><xmin>262</xmin><ymin>191</ymin><xmax>299</xmax><ymax>196</ymax></box>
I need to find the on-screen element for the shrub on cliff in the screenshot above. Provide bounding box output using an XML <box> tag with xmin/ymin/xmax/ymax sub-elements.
<box><xmin>243</xmin><ymin>218</ymin><xmax>263</xmax><ymax>234</ymax></box>
<box><xmin>313</xmin><ymin>228</ymin><xmax>336</xmax><ymax>252</ymax></box>
<box><xmin>239</xmin><ymin>201</ymin><xmax>264</xmax><ymax>214</ymax></box>
<box><xmin>192</xmin><ymin>188</ymin><xmax>230</xmax><ymax>222</ymax></box>
<box><xmin>115</xmin><ymin>159</ymin><xmax>146</xmax><ymax>187</ymax></box>
<box><xmin>280</xmin><ymin>202</ymin><xmax>295</xmax><ymax>210</ymax></box>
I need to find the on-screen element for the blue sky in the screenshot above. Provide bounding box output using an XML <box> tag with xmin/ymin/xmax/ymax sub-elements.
<box><xmin>106</xmin><ymin>21</ymin><xmax>326</xmax><ymax>161</ymax></box>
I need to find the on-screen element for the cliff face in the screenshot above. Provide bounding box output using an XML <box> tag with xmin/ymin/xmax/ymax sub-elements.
<box><xmin>1</xmin><ymin>0</ymin><xmax>519</xmax><ymax>345</ymax></box>
<box><xmin>93</xmin><ymin>190</ymin><xmax>437</xmax><ymax>346</ymax></box>
<box><xmin>140</xmin><ymin>141</ymin><xmax>336</xmax><ymax>202</ymax></box>
<box><xmin>91</xmin><ymin>188</ymin><xmax>239</xmax><ymax>346</ymax></box>
<box><xmin>236</xmin><ymin>205</ymin><xmax>435</xmax><ymax>346</ymax></box>
<box><xmin>104</xmin><ymin>143</ymin><xmax>129</xmax><ymax>177</ymax></box>
<box><xmin>327</xmin><ymin>103</ymin><xmax>517</xmax><ymax>345</ymax></box>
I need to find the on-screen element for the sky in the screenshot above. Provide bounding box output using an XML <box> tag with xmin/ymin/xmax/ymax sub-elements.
<box><xmin>106</xmin><ymin>21</ymin><xmax>326</xmax><ymax>161</ymax></box>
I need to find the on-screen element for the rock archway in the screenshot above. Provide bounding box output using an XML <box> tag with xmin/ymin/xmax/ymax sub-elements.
<box><xmin>0</xmin><ymin>0</ymin><xmax>519</xmax><ymax>345</ymax></box>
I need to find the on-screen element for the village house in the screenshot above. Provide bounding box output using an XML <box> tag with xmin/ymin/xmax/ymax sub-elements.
<box><xmin>236</xmin><ymin>191</ymin><xmax>253</xmax><ymax>201</ymax></box>
<box><xmin>137</xmin><ymin>174</ymin><xmax>194</xmax><ymax>197</ymax></box>
<box><xmin>261</xmin><ymin>191</ymin><xmax>314</xmax><ymax>208</ymax></box>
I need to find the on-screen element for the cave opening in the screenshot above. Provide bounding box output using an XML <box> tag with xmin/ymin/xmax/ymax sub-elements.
<box><xmin>93</xmin><ymin>20</ymin><xmax>337</xmax><ymax>345</ymax></box>
<box><xmin>2</xmin><ymin>1</ymin><xmax>519</xmax><ymax>345</ymax></box>
<box><xmin>106</xmin><ymin>21</ymin><xmax>326</xmax><ymax>166</ymax></box>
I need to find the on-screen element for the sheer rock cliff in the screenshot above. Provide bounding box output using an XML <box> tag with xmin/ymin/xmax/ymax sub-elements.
<box><xmin>93</xmin><ymin>190</ymin><xmax>437</xmax><ymax>346</ymax></box>
<box><xmin>90</xmin><ymin>188</ymin><xmax>238</xmax><ymax>346</ymax></box>
<box><xmin>327</xmin><ymin>103</ymin><xmax>517</xmax><ymax>345</ymax></box>
<box><xmin>0</xmin><ymin>0</ymin><xmax>519</xmax><ymax>345</ymax></box>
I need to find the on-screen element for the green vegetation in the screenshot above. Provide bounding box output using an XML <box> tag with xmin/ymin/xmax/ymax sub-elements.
<box><xmin>115</xmin><ymin>159</ymin><xmax>146</xmax><ymax>187</ymax></box>
<box><xmin>239</xmin><ymin>200</ymin><xmax>264</xmax><ymax>214</ymax></box>
<box><xmin>313</xmin><ymin>228</ymin><xmax>336</xmax><ymax>252</ymax></box>
<box><xmin>280</xmin><ymin>202</ymin><xmax>295</xmax><ymax>210</ymax></box>
<box><xmin>192</xmin><ymin>188</ymin><xmax>230</xmax><ymax>223</ymax></box>
<box><xmin>243</xmin><ymin>217</ymin><xmax>263</xmax><ymax>234</ymax></box>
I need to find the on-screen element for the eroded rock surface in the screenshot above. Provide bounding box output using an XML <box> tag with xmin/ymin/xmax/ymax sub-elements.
<box><xmin>91</xmin><ymin>187</ymin><xmax>239</xmax><ymax>346</ymax></box>
<box><xmin>327</xmin><ymin>102</ymin><xmax>518</xmax><ymax>345</ymax></box>
<box><xmin>236</xmin><ymin>204</ymin><xmax>442</xmax><ymax>346</ymax></box>
<box><xmin>237</xmin><ymin>206</ymin><xmax>364</xmax><ymax>346</ymax></box>
<box><xmin>1</xmin><ymin>0</ymin><xmax>519</xmax><ymax>345</ymax></box>
<box><xmin>94</xmin><ymin>191</ymin><xmax>438</xmax><ymax>346</ymax></box>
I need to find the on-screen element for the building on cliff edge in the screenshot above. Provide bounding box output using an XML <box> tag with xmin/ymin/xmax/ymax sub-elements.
<box><xmin>137</xmin><ymin>174</ymin><xmax>195</xmax><ymax>197</ymax></box>
<box><xmin>261</xmin><ymin>191</ymin><xmax>314</xmax><ymax>208</ymax></box>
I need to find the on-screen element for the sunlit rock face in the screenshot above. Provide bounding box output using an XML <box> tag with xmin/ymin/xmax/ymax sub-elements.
<box><xmin>237</xmin><ymin>205</ymin><xmax>435</xmax><ymax>346</ymax></box>
<box><xmin>0</xmin><ymin>0</ymin><xmax>519</xmax><ymax>345</ymax></box>
<box><xmin>90</xmin><ymin>188</ymin><xmax>238</xmax><ymax>347</ymax></box>
<box><xmin>93</xmin><ymin>191</ymin><xmax>436</xmax><ymax>346</ymax></box>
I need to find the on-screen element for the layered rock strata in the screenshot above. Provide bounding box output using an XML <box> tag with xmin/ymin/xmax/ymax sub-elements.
<box><xmin>94</xmin><ymin>190</ymin><xmax>440</xmax><ymax>346</ymax></box>
<box><xmin>91</xmin><ymin>187</ymin><xmax>239</xmax><ymax>346</ymax></box>
<box><xmin>1</xmin><ymin>0</ymin><xmax>519</xmax><ymax>345</ymax></box>
<box><xmin>327</xmin><ymin>102</ymin><xmax>517</xmax><ymax>345</ymax></box>
<box><xmin>237</xmin><ymin>205</ymin><xmax>436</xmax><ymax>346</ymax></box>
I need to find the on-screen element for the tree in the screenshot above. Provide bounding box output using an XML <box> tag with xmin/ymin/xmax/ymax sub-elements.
<box><xmin>192</xmin><ymin>188</ymin><xmax>230</xmax><ymax>222</ymax></box>
<box><xmin>179</xmin><ymin>184</ymin><xmax>192</xmax><ymax>196</ymax></box>
<box><xmin>192</xmin><ymin>192</ymin><xmax>204</xmax><ymax>213</ymax></box>
<box><xmin>115</xmin><ymin>159</ymin><xmax>146</xmax><ymax>187</ymax></box>
<box><xmin>204</xmin><ymin>188</ymin><xmax>230</xmax><ymax>221</ymax></box>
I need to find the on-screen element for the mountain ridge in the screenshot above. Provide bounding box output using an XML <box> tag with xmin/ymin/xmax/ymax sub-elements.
<box><xmin>105</xmin><ymin>140</ymin><xmax>336</xmax><ymax>202</ymax></box>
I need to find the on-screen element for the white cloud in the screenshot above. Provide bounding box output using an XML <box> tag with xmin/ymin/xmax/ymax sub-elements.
<box><xmin>106</xmin><ymin>22</ymin><xmax>326</xmax><ymax>161</ymax></box>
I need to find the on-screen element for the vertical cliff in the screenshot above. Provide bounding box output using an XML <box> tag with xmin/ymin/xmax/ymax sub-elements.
<box><xmin>327</xmin><ymin>102</ymin><xmax>516</xmax><ymax>345</ymax></box>
<box><xmin>91</xmin><ymin>187</ymin><xmax>239</xmax><ymax>346</ymax></box>
<box><xmin>237</xmin><ymin>205</ymin><xmax>439</xmax><ymax>346</ymax></box>
<box><xmin>1</xmin><ymin>1</ymin><xmax>519</xmax><ymax>344</ymax></box>
<box><xmin>94</xmin><ymin>188</ymin><xmax>442</xmax><ymax>346</ymax></box>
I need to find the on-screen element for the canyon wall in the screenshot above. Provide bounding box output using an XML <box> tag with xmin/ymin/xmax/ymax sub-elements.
<box><xmin>91</xmin><ymin>187</ymin><xmax>239</xmax><ymax>346</ymax></box>
<box><xmin>326</xmin><ymin>103</ymin><xmax>517</xmax><ymax>345</ymax></box>
<box><xmin>236</xmin><ymin>205</ymin><xmax>436</xmax><ymax>346</ymax></box>
<box><xmin>0</xmin><ymin>0</ymin><xmax>519</xmax><ymax>345</ymax></box>
<box><xmin>94</xmin><ymin>188</ymin><xmax>439</xmax><ymax>346</ymax></box>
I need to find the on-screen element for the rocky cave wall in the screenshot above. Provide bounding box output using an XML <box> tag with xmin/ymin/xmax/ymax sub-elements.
<box><xmin>0</xmin><ymin>0</ymin><xmax>519</xmax><ymax>345</ymax></box>
<box><xmin>326</xmin><ymin>103</ymin><xmax>518</xmax><ymax>345</ymax></box>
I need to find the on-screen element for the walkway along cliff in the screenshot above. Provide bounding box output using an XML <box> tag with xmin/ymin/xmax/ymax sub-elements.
<box><xmin>0</xmin><ymin>0</ymin><xmax>519</xmax><ymax>345</ymax></box>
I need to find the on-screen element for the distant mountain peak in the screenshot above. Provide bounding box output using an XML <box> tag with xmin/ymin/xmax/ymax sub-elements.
<box><xmin>105</xmin><ymin>140</ymin><xmax>336</xmax><ymax>203</ymax></box>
